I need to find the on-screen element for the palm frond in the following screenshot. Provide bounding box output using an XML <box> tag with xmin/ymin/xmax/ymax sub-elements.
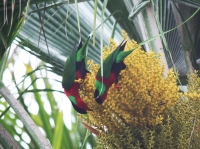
<box><xmin>171</xmin><ymin>1</ymin><xmax>200</xmax><ymax>72</ymax></box>
<box><xmin>172</xmin><ymin>0</ymin><xmax>200</xmax><ymax>8</ymax></box>
<box><xmin>155</xmin><ymin>0</ymin><xmax>188</xmax><ymax>75</ymax></box>
<box><xmin>18</xmin><ymin>1</ymin><xmax>122</xmax><ymax>70</ymax></box>
<box><xmin>0</xmin><ymin>1</ymin><xmax>25</xmax><ymax>60</ymax></box>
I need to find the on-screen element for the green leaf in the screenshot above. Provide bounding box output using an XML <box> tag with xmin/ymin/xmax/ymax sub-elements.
<box><xmin>0</xmin><ymin>48</ymin><xmax>10</xmax><ymax>81</ymax></box>
<box><xmin>29</xmin><ymin>69</ymin><xmax>54</xmax><ymax>143</ymax></box>
<box><xmin>75</xmin><ymin>0</ymin><xmax>81</xmax><ymax>34</ymax></box>
<box><xmin>52</xmin><ymin>111</ymin><xmax>64</xmax><ymax>149</ymax></box>
<box><xmin>128</xmin><ymin>1</ymin><xmax>150</xmax><ymax>20</ymax></box>
<box><xmin>172</xmin><ymin>0</ymin><xmax>200</xmax><ymax>8</ymax></box>
<box><xmin>0</xmin><ymin>0</ymin><xmax>25</xmax><ymax>60</ymax></box>
<box><xmin>92</xmin><ymin>0</ymin><xmax>98</xmax><ymax>46</ymax></box>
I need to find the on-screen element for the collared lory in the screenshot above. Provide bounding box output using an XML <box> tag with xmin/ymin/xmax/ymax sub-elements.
<box><xmin>94</xmin><ymin>41</ymin><xmax>133</xmax><ymax>104</ymax></box>
<box><xmin>62</xmin><ymin>37</ymin><xmax>92</xmax><ymax>114</ymax></box>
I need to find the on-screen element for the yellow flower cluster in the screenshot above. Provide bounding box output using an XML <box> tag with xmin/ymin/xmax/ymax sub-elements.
<box><xmin>184</xmin><ymin>71</ymin><xmax>200</xmax><ymax>100</ymax></box>
<box><xmin>79</xmin><ymin>31</ymin><xmax>181</xmax><ymax>134</ymax></box>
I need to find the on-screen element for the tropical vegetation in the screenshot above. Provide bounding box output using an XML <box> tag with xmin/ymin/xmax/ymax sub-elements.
<box><xmin>0</xmin><ymin>0</ymin><xmax>200</xmax><ymax>149</ymax></box>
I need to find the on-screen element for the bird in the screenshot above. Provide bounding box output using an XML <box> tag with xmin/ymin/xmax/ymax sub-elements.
<box><xmin>62</xmin><ymin>37</ymin><xmax>92</xmax><ymax>114</ymax></box>
<box><xmin>94</xmin><ymin>41</ymin><xmax>133</xmax><ymax>104</ymax></box>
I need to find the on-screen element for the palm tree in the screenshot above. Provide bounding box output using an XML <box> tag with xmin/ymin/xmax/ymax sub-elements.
<box><xmin>0</xmin><ymin>0</ymin><xmax>200</xmax><ymax>148</ymax></box>
<box><xmin>11</xmin><ymin>0</ymin><xmax>200</xmax><ymax>82</ymax></box>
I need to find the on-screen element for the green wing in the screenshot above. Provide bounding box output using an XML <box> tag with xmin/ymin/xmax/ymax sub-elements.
<box><xmin>76</xmin><ymin>36</ymin><xmax>90</xmax><ymax>62</ymax></box>
<box><xmin>96</xmin><ymin>41</ymin><xmax>126</xmax><ymax>78</ymax></box>
<box><xmin>62</xmin><ymin>37</ymin><xmax>90</xmax><ymax>89</ymax></box>
<box><xmin>62</xmin><ymin>47</ymin><xmax>77</xmax><ymax>90</ymax></box>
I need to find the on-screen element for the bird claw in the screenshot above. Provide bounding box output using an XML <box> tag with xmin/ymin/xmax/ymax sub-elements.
<box><xmin>74</xmin><ymin>78</ymin><xmax>83</xmax><ymax>83</ymax></box>
<box><xmin>114</xmin><ymin>84</ymin><xmax>122</xmax><ymax>88</ymax></box>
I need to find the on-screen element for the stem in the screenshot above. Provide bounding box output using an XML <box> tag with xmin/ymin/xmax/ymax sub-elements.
<box><xmin>81</xmin><ymin>128</ymin><xmax>90</xmax><ymax>149</ymax></box>
<box><xmin>0</xmin><ymin>81</ymin><xmax>53</xmax><ymax>149</ymax></box>
<box><xmin>188</xmin><ymin>115</ymin><xmax>196</xmax><ymax>149</ymax></box>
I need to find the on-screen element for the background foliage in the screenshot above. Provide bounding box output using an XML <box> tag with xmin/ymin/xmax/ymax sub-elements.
<box><xmin>0</xmin><ymin>47</ymin><xmax>96</xmax><ymax>148</ymax></box>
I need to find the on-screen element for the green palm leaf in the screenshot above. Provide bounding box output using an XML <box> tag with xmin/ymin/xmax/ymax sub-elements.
<box><xmin>172</xmin><ymin>0</ymin><xmax>200</xmax><ymax>8</ymax></box>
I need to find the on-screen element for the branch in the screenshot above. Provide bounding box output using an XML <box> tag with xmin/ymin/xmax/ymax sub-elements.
<box><xmin>188</xmin><ymin>115</ymin><xmax>196</xmax><ymax>149</ymax></box>
<box><xmin>0</xmin><ymin>81</ymin><xmax>53</xmax><ymax>149</ymax></box>
<box><xmin>0</xmin><ymin>124</ymin><xmax>20</xmax><ymax>149</ymax></box>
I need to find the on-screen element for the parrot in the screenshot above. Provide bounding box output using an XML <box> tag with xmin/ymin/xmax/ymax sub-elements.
<box><xmin>62</xmin><ymin>37</ymin><xmax>92</xmax><ymax>114</ymax></box>
<box><xmin>94</xmin><ymin>41</ymin><xmax>133</xmax><ymax>104</ymax></box>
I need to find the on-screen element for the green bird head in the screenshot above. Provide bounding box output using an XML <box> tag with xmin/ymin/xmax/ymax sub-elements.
<box><xmin>96</xmin><ymin>41</ymin><xmax>133</xmax><ymax>79</ymax></box>
<box><xmin>94</xmin><ymin>41</ymin><xmax>134</xmax><ymax>104</ymax></box>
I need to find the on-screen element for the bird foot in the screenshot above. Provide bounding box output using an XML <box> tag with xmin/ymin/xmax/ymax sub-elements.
<box><xmin>74</xmin><ymin>78</ymin><xmax>83</xmax><ymax>83</ymax></box>
<box><xmin>114</xmin><ymin>84</ymin><xmax>122</xmax><ymax>88</ymax></box>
